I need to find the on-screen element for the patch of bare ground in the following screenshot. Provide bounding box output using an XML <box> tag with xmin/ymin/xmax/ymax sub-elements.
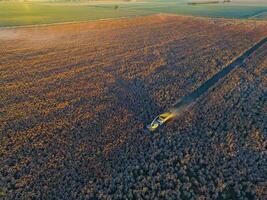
<box><xmin>0</xmin><ymin>14</ymin><xmax>267</xmax><ymax>199</ymax></box>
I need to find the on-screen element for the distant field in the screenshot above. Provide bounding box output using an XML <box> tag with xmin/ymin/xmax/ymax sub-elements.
<box><xmin>250</xmin><ymin>11</ymin><xmax>267</xmax><ymax>19</ymax></box>
<box><xmin>143</xmin><ymin>4</ymin><xmax>267</xmax><ymax>19</ymax></box>
<box><xmin>0</xmin><ymin>2</ymin><xmax>154</xmax><ymax>27</ymax></box>
<box><xmin>0</xmin><ymin>2</ymin><xmax>267</xmax><ymax>27</ymax></box>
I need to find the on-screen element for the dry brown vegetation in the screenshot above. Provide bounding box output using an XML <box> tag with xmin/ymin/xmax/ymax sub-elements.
<box><xmin>160</xmin><ymin>42</ymin><xmax>267</xmax><ymax>199</ymax></box>
<box><xmin>0</xmin><ymin>14</ymin><xmax>267</xmax><ymax>199</ymax></box>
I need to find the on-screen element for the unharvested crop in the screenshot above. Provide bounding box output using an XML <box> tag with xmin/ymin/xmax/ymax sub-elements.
<box><xmin>0</xmin><ymin>14</ymin><xmax>267</xmax><ymax>199</ymax></box>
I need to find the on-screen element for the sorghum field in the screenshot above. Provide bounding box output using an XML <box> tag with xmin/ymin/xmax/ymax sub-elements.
<box><xmin>0</xmin><ymin>14</ymin><xmax>267</xmax><ymax>199</ymax></box>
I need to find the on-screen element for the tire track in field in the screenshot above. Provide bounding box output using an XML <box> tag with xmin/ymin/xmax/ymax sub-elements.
<box><xmin>170</xmin><ymin>36</ymin><xmax>267</xmax><ymax>115</ymax></box>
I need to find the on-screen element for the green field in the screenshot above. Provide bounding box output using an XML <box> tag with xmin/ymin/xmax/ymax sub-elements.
<box><xmin>0</xmin><ymin>2</ymin><xmax>154</xmax><ymax>27</ymax></box>
<box><xmin>0</xmin><ymin>1</ymin><xmax>267</xmax><ymax>27</ymax></box>
<box><xmin>143</xmin><ymin>4</ymin><xmax>267</xmax><ymax>19</ymax></box>
<box><xmin>250</xmin><ymin>11</ymin><xmax>267</xmax><ymax>19</ymax></box>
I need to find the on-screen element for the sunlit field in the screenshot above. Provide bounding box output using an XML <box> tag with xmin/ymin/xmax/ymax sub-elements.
<box><xmin>0</xmin><ymin>2</ymin><xmax>153</xmax><ymax>27</ymax></box>
<box><xmin>1</xmin><ymin>14</ymin><xmax>267</xmax><ymax>199</ymax></box>
<box><xmin>1</xmin><ymin>1</ymin><xmax>267</xmax><ymax>199</ymax></box>
<box><xmin>0</xmin><ymin>1</ymin><xmax>267</xmax><ymax>27</ymax></box>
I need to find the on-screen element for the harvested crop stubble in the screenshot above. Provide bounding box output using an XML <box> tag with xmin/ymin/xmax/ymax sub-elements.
<box><xmin>1</xmin><ymin>14</ymin><xmax>267</xmax><ymax>199</ymax></box>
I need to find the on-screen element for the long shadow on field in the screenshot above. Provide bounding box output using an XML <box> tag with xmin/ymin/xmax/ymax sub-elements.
<box><xmin>115</xmin><ymin>77</ymin><xmax>163</xmax><ymax>122</ymax></box>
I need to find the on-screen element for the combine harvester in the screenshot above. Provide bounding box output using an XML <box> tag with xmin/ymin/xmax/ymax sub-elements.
<box><xmin>146</xmin><ymin>112</ymin><xmax>175</xmax><ymax>132</ymax></box>
<box><xmin>146</xmin><ymin>36</ymin><xmax>267</xmax><ymax>132</ymax></box>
